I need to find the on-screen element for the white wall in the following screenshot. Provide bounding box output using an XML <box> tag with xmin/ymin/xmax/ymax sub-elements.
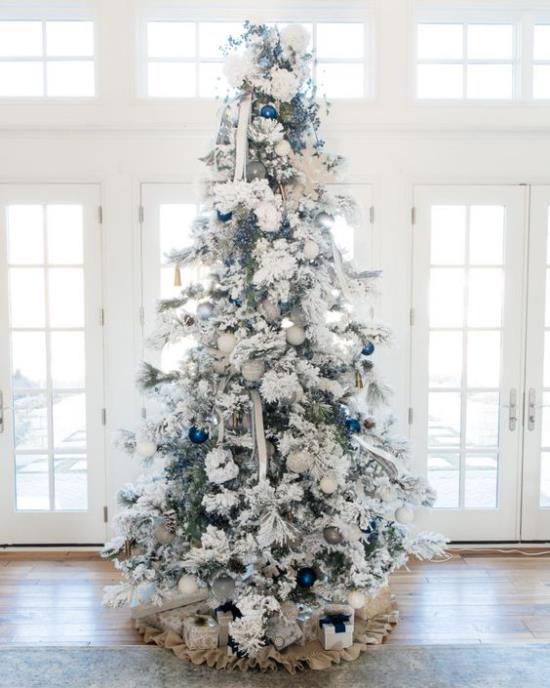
<box><xmin>2</xmin><ymin>0</ymin><xmax>550</xmax><ymax>528</ymax></box>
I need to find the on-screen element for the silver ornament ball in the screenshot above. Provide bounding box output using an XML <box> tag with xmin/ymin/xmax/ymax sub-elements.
<box><xmin>211</xmin><ymin>574</ymin><xmax>236</xmax><ymax>600</ymax></box>
<box><xmin>241</xmin><ymin>359</ymin><xmax>265</xmax><ymax>382</ymax></box>
<box><xmin>153</xmin><ymin>524</ymin><xmax>175</xmax><ymax>545</ymax></box>
<box><xmin>246</xmin><ymin>160</ymin><xmax>267</xmax><ymax>181</ymax></box>
<box><xmin>323</xmin><ymin>526</ymin><xmax>343</xmax><ymax>545</ymax></box>
<box><xmin>287</xmin><ymin>450</ymin><xmax>312</xmax><ymax>474</ymax></box>
<box><xmin>197</xmin><ymin>301</ymin><xmax>214</xmax><ymax>320</ymax></box>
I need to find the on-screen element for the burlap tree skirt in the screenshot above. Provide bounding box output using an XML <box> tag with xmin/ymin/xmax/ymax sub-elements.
<box><xmin>135</xmin><ymin>588</ymin><xmax>399</xmax><ymax>673</ymax></box>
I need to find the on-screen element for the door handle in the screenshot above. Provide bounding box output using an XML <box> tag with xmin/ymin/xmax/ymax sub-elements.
<box><xmin>528</xmin><ymin>388</ymin><xmax>537</xmax><ymax>431</ymax></box>
<box><xmin>508</xmin><ymin>388</ymin><xmax>518</xmax><ymax>431</ymax></box>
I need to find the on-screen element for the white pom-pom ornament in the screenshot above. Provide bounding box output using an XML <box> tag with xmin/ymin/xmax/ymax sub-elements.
<box><xmin>274</xmin><ymin>139</ymin><xmax>292</xmax><ymax>156</ymax></box>
<box><xmin>319</xmin><ymin>475</ymin><xmax>338</xmax><ymax>494</ymax></box>
<box><xmin>348</xmin><ymin>591</ymin><xmax>367</xmax><ymax>610</ymax></box>
<box><xmin>135</xmin><ymin>440</ymin><xmax>157</xmax><ymax>459</ymax></box>
<box><xmin>286</xmin><ymin>450</ymin><xmax>312</xmax><ymax>474</ymax></box>
<box><xmin>303</xmin><ymin>240</ymin><xmax>320</xmax><ymax>260</ymax></box>
<box><xmin>241</xmin><ymin>359</ymin><xmax>265</xmax><ymax>382</ymax></box>
<box><xmin>178</xmin><ymin>574</ymin><xmax>199</xmax><ymax>595</ymax></box>
<box><xmin>217</xmin><ymin>332</ymin><xmax>236</xmax><ymax>354</ymax></box>
<box><xmin>286</xmin><ymin>324</ymin><xmax>306</xmax><ymax>346</ymax></box>
<box><xmin>395</xmin><ymin>505</ymin><xmax>415</xmax><ymax>524</ymax></box>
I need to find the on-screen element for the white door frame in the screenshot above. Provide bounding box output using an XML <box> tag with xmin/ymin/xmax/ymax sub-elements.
<box><xmin>0</xmin><ymin>183</ymin><xmax>106</xmax><ymax>544</ymax></box>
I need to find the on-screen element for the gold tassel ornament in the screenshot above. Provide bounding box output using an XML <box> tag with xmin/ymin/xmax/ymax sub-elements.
<box><xmin>355</xmin><ymin>370</ymin><xmax>364</xmax><ymax>389</ymax></box>
<box><xmin>174</xmin><ymin>265</ymin><xmax>182</xmax><ymax>286</ymax></box>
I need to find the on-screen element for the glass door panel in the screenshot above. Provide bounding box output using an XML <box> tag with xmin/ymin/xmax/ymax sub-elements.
<box><xmin>411</xmin><ymin>185</ymin><xmax>526</xmax><ymax>541</ymax></box>
<box><xmin>0</xmin><ymin>185</ymin><xmax>105</xmax><ymax>544</ymax></box>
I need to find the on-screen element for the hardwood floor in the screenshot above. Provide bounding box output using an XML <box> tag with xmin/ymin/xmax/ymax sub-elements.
<box><xmin>0</xmin><ymin>550</ymin><xmax>549</xmax><ymax>646</ymax></box>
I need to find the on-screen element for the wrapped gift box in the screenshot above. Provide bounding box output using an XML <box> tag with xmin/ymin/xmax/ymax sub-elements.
<box><xmin>157</xmin><ymin>602</ymin><xmax>207</xmax><ymax>635</ymax></box>
<box><xmin>266</xmin><ymin>617</ymin><xmax>303</xmax><ymax>650</ymax></box>
<box><xmin>354</xmin><ymin>585</ymin><xmax>392</xmax><ymax>621</ymax></box>
<box><xmin>130</xmin><ymin>589</ymin><xmax>207</xmax><ymax>620</ymax></box>
<box><xmin>296</xmin><ymin>609</ymin><xmax>319</xmax><ymax>645</ymax></box>
<box><xmin>215</xmin><ymin>602</ymin><xmax>242</xmax><ymax>647</ymax></box>
<box><xmin>183</xmin><ymin>614</ymin><xmax>219</xmax><ymax>650</ymax></box>
<box><xmin>318</xmin><ymin>605</ymin><xmax>354</xmax><ymax>651</ymax></box>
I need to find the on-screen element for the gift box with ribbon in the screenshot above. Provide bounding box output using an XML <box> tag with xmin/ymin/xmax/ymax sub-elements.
<box><xmin>318</xmin><ymin>605</ymin><xmax>354</xmax><ymax>651</ymax></box>
<box><xmin>182</xmin><ymin>614</ymin><xmax>219</xmax><ymax>650</ymax></box>
<box><xmin>215</xmin><ymin>601</ymin><xmax>242</xmax><ymax>647</ymax></box>
<box><xmin>296</xmin><ymin>609</ymin><xmax>319</xmax><ymax>645</ymax></box>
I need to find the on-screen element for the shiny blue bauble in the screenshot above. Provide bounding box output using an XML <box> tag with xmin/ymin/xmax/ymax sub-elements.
<box><xmin>362</xmin><ymin>341</ymin><xmax>375</xmax><ymax>356</ymax></box>
<box><xmin>260</xmin><ymin>104</ymin><xmax>278</xmax><ymax>119</ymax></box>
<box><xmin>188</xmin><ymin>426</ymin><xmax>209</xmax><ymax>444</ymax></box>
<box><xmin>217</xmin><ymin>209</ymin><xmax>232</xmax><ymax>223</ymax></box>
<box><xmin>345</xmin><ymin>418</ymin><xmax>361</xmax><ymax>433</ymax></box>
<box><xmin>296</xmin><ymin>567</ymin><xmax>317</xmax><ymax>588</ymax></box>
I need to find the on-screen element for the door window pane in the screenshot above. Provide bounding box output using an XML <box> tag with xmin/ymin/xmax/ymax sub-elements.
<box><xmin>51</xmin><ymin>331</ymin><xmax>86</xmax><ymax>388</ymax></box>
<box><xmin>15</xmin><ymin>455</ymin><xmax>49</xmax><ymax>510</ymax></box>
<box><xmin>417</xmin><ymin>24</ymin><xmax>463</xmax><ymax>60</ymax></box>
<box><xmin>148</xmin><ymin>22</ymin><xmax>195</xmax><ymax>58</ymax></box>
<box><xmin>469</xmin><ymin>206</ymin><xmax>505</xmax><ymax>265</ymax></box>
<box><xmin>0</xmin><ymin>21</ymin><xmax>42</xmax><ymax>57</ymax></box>
<box><xmin>534</xmin><ymin>26</ymin><xmax>550</xmax><ymax>61</ymax></box>
<box><xmin>14</xmin><ymin>392</ymin><xmax>48</xmax><ymax>450</ymax></box>
<box><xmin>46</xmin><ymin>62</ymin><xmax>95</xmax><ymax>97</ymax></box>
<box><xmin>467</xmin><ymin>331</ymin><xmax>501</xmax><ymax>387</ymax></box>
<box><xmin>53</xmin><ymin>392</ymin><xmax>86</xmax><ymax>449</ymax></box>
<box><xmin>7</xmin><ymin>205</ymin><xmax>44</xmax><ymax>264</ymax></box>
<box><xmin>11</xmin><ymin>331</ymin><xmax>47</xmax><ymax>389</ymax></box>
<box><xmin>430</xmin><ymin>205</ymin><xmax>466</xmax><ymax>264</ymax></box>
<box><xmin>429</xmin><ymin>331</ymin><xmax>463</xmax><ymax>387</ymax></box>
<box><xmin>417</xmin><ymin>64</ymin><xmax>463</xmax><ymax>99</ymax></box>
<box><xmin>467</xmin><ymin>268</ymin><xmax>503</xmax><ymax>328</ymax></box>
<box><xmin>533</xmin><ymin>66</ymin><xmax>550</xmax><ymax>99</ymax></box>
<box><xmin>428</xmin><ymin>392</ymin><xmax>461</xmax><ymax>447</ymax></box>
<box><xmin>46</xmin><ymin>205</ymin><xmax>83</xmax><ymax>264</ymax></box>
<box><xmin>429</xmin><ymin>268</ymin><xmax>464</xmax><ymax>327</ymax></box>
<box><xmin>464</xmin><ymin>454</ymin><xmax>498</xmax><ymax>508</ymax></box>
<box><xmin>46</xmin><ymin>21</ymin><xmax>94</xmax><ymax>57</ymax></box>
<box><xmin>331</xmin><ymin>214</ymin><xmax>355</xmax><ymax>261</ymax></box>
<box><xmin>541</xmin><ymin>452</ymin><xmax>550</xmax><ymax>508</ymax></box>
<box><xmin>48</xmin><ymin>268</ymin><xmax>85</xmax><ymax>327</ymax></box>
<box><xmin>0</xmin><ymin>62</ymin><xmax>43</xmax><ymax>96</ymax></box>
<box><xmin>467</xmin><ymin>25</ymin><xmax>513</xmax><ymax>60</ymax></box>
<box><xmin>148</xmin><ymin>62</ymin><xmax>196</xmax><ymax>97</ymax></box>
<box><xmin>54</xmin><ymin>455</ymin><xmax>88</xmax><ymax>510</ymax></box>
<box><xmin>9</xmin><ymin>268</ymin><xmax>45</xmax><ymax>327</ymax></box>
<box><xmin>316</xmin><ymin>23</ymin><xmax>364</xmax><ymax>59</ymax></box>
<box><xmin>466</xmin><ymin>392</ymin><xmax>500</xmax><ymax>446</ymax></box>
<box><xmin>466</xmin><ymin>64</ymin><xmax>513</xmax><ymax>99</ymax></box>
<box><xmin>428</xmin><ymin>454</ymin><xmax>460</xmax><ymax>508</ymax></box>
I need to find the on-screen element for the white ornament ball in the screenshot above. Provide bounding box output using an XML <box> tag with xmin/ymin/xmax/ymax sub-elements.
<box><xmin>178</xmin><ymin>574</ymin><xmax>199</xmax><ymax>595</ymax></box>
<box><xmin>196</xmin><ymin>301</ymin><xmax>214</xmax><ymax>320</ymax></box>
<box><xmin>347</xmin><ymin>591</ymin><xmax>367</xmax><ymax>610</ymax></box>
<box><xmin>217</xmin><ymin>331</ymin><xmax>236</xmax><ymax>354</ymax></box>
<box><xmin>286</xmin><ymin>324</ymin><xmax>306</xmax><ymax>346</ymax></box>
<box><xmin>275</xmin><ymin>139</ymin><xmax>292</xmax><ymax>156</ymax></box>
<box><xmin>135</xmin><ymin>440</ymin><xmax>157</xmax><ymax>459</ymax></box>
<box><xmin>377</xmin><ymin>485</ymin><xmax>396</xmax><ymax>502</ymax></box>
<box><xmin>153</xmin><ymin>525</ymin><xmax>175</xmax><ymax>545</ymax></box>
<box><xmin>241</xmin><ymin>359</ymin><xmax>265</xmax><ymax>382</ymax></box>
<box><xmin>260</xmin><ymin>299</ymin><xmax>281</xmax><ymax>322</ymax></box>
<box><xmin>286</xmin><ymin>450</ymin><xmax>312</xmax><ymax>474</ymax></box>
<box><xmin>303</xmin><ymin>239</ymin><xmax>320</xmax><ymax>260</ymax></box>
<box><xmin>395</xmin><ymin>505</ymin><xmax>415</xmax><ymax>524</ymax></box>
<box><xmin>319</xmin><ymin>475</ymin><xmax>338</xmax><ymax>494</ymax></box>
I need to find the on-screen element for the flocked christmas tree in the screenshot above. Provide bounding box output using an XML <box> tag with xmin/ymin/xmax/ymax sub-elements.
<box><xmin>104</xmin><ymin>22</ymin><xmax>445</xmax><ymax>658</ymax></box>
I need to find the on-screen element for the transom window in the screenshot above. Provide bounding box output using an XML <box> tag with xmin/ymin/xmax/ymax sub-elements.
<box><xmin>142</xmin><ymin>20</ymin><xmax>368</xmax><ymax>99</ymax></box>
<box><xmin>0</xmin><ymin>20</ymin><xmax>95</xmax><ymax>97</ymax></box>
<box><xmin>416</xmin><ymin>22</ymin><xmax>517</xmax><ymax>100</ymax></box>
<box><xmin>533</xmin><ymin>24</ymin><xmax>550</xmax><ymax>99</ymax></box>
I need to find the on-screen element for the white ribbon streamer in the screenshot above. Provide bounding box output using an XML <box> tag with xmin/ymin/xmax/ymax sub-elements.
<box><xmin>233</xmin><ymin>93</ymin><xmax>252</xmax><ymax>183</ymax></box>
<box><xmin>331</xmin><ymin>238</ymin><xmax>355</xmax><ymax>302</ymax></box>
<box><xmin>354</xmin><ymin>435</ymin><xmax>399</xmax><ymax>479</ymax></box>
<box><xmin>249</xmin><ymin>389</ymin><xmax>268</xmax><ymax>482</ymax></box>
<box><xmin>215</xmin><ymin>374</ymin><xmax>232</xmax><ymax>446</ymax></box>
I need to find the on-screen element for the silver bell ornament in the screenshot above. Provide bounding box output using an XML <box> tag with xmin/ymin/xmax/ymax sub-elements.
<box><xmin>211</xmin><ymin>574</ymin><xmax>236</xmax><ymax>600</ymax></box>
<box><xmin>315</xmin><ymin>211</ymin><xmax>334</xmax><ymax>228</ymax></box>
<box><xmin>241</xmin><ymin>359</ymin><xmax>265</xmax><ymax>382</ymax></box>
<box><xmin>246</xmin><ymin>160</ymin><xmax>267</xmax><ymax>181</ymax></box>
<box><xmin>196</xmin><ymin>300</ymin><xmax>214</xmax><ymax>320</ymax></box>
<box><xmin>323</xmin><ymin>526</ymin><xmax>343</xmax><ymax>545</ymax></box>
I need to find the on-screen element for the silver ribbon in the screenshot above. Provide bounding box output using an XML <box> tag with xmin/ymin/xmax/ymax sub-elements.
<box><xmin>249</xmin><ymin>389</ymin><xmax>268</xmax><ymax>482</ymax></box>
<box><xmin>354</xmin><ymin>435</ymin><xmax>399</xmax><ymax>479</ymax></box>
<box><xmin>233</xmin><ymin>93</ymin><xmax>252</xmax><ymax>183</ymax></box>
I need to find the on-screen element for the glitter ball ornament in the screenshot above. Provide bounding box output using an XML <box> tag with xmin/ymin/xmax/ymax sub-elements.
<box><xmin>135</xmin><ymin>440</ymin><xmax>157</xmax><ymax>459</ymax></box>
<box><xmin>319</xmin><ymin>474</ymin><xmax>338</xmax><ymax>494</ymax></box>
<box><xmin>362</xmin><ymin>341</ymin><xmax>375</xmax><ymax>356</ymax></box>
<box><xmin>246</xmin><ymin>160</ymin><xmax>267</xmax><ymax>181</ymax></box>
<box><xmin>274</xmin><ymin>139</ymin><xmax>291</xmax><ymax>156</ymax></box>
<box><xmin>345</xmin><ymin>417</ymin><xmax>361</xmax><ymax>433</ymax></box>
<box><xmin>348</xmin><ymin>590</ymin><xmax>367</xmax><ymax>610</ymax></box>
<box><xmin>217</xmin><ymin>209</ymin><xmax>232</xmax><ymax>222</ymax></box>
<box><xmin>154</xmin><ymin>524</ymin><xmax>175</xmax><ymax>545</ymax></box>
<box><xmin>241</xmin><ymin>359</ymin><xmax>265</xmax><ymax>382</ymax></box>
<box><xmin>188</xmin><ymin>426</ymin><xmax>209</xmax><ymax>444</ymax></box>
<box><xmin>395</xmin><ymin>505</ymin><xmax>415</xmax><ymax>524</ymax></box>
<box><xmin>212</xmin><ymin>574</ymin><xmax>236</xmax><ymax>599</ymax></box>
<box><xmin>287</xmin><ymin>450</ymin><xmax>312</xmax><ymax>474</ymax></box>
<box><xmin>296</xmin><ymin>567</ymin><xmax>317</xmax><ymax>588</ymax></box>
<box><xmin>217</xmin><ymin>331</ymin><xmax>236</xmax><ymax>353</ymax></box>
<box><xmin>286</xmin><ymin>324</ymin><xmax>306</xmax><ymax>346</ymax></box>
<box><xmin>178</xmin><ymin>574</ymin><xmax>199</xmax><ymax>595</ymax></box>
<box><xmin>260</xmin><ymin>104</ymin><xmax>277</xmax><ymax>119</ymax></box>
<box><xmin>303</xmin><ymin>239</ymin><xmax>320</xmax><ymax>260</ymax></box>
<box><xmin>323</xmin><ymin>526</ymin><xmax>343</xmax><ymax>545</ymax></box>
<box><xmin>197</xmin><ymin>301</ymin><xmax>214</xmax><ymax>320</ymax></box>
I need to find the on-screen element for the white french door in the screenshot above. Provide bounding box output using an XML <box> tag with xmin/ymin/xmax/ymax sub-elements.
<box><xmin>0</xmin><ymin>184</ymin><xmax>106</xmax><ymax>544</ymax></box>
<box><xmin>411</xmin><ymin>185</ymin><xmax>527</xmax><ymax>541</ymax></box>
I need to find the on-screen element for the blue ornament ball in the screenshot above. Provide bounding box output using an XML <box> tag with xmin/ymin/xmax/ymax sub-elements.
<box><xmin>260</xmin><ymin>104</ymin><xmax>277</xmax><ymax>119</ymax></box>
<box><xmin>296</xmin><ymin>567</ymin><xmax>317</xmax><ymax>588</ymax></box>
<box><xmin>188</xmin><ymin>426</ymin><xmax>209</xmax><ymax>444</ymax></box>
<box><xmin>217</xmin><ymin>209</ymin><xmax>232</xmax><ymax>223</ymax></box>
<box><xmin>362</xmin><ymin>341</ymin><xmax>375</xmax><ymax>356</ymax></box>
<box><xmin>345</xmin><ymin>418</ymin><xmax>361</xmax><ymax>433</ymax></box>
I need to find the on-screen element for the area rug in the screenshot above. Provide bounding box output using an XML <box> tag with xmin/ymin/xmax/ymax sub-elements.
<box><xmin>0</xmin><ymin>644</ymin><xmax>549</xmax><ymax>688</ymax></box>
